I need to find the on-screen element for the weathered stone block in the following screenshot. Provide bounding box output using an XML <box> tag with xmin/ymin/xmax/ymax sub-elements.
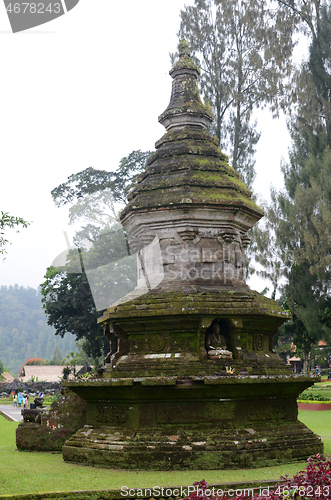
<box><xmin>16</xmin><ymin>389</ymin><xmax>86</xmax><ymax>451</ymax></box>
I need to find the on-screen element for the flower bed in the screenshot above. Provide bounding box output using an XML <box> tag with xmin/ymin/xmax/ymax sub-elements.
<box><xmin>297</xmin><ymin>401</ymin><xmax>331</xmax><ymax>410</ymax></box>
<box><xmin>297</xmin><ymin>391</ymin><xmax>331</xmax><ymax>409</ymax></box>
<box><xmin>297</xmin><ymin>392</ymin><xmax>331</xmax><ymax>409</ymax></box>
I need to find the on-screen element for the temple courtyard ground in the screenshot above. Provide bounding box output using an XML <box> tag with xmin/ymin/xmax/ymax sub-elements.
<box><xmin>0</xmin><ymin>410</ymin><xmax>330</xmax><ymax>497</ymax></box>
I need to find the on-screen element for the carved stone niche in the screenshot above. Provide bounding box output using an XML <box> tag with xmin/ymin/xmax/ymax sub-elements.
<box><xmin>205</xmin><ymin>318</ymin><xmax>242</xmax><ymax>360</ymax></box>
<box><xmin>254</xmin><ymin>332</ymin><xmax>266</xmax><ymax>351</ymax></box>
<box><xmin>103</xmin><ymin>322</ymin><xmax>128</xmax><ymax>368</ymax></box>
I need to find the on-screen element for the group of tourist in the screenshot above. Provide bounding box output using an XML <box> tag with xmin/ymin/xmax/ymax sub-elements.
<box><xmin>13</xmin><ymin>392</ymin><xmax>29</xmax><ymax>408</ymax></box>
<box><xmin>12</xmin><ymin>390</ymin><xmax>44</xmax><ymax>408</ymax></box>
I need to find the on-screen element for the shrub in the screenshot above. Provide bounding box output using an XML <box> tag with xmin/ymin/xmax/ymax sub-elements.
<box><xmin>298</xmin><ymin>393</ymin><xmax>331</xmax><ymax>401</ymax></box>
<box><xmin>62</xmin><ymin>366</ymin><xmax>71</xmax><ymax>380</ymax></box>
<box><xmin>183</xmin><ymin>456</ymin><xmax>331</xmax><ymax>500</ymax></box>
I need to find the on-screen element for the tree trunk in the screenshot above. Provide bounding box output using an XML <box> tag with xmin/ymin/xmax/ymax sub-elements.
<box><xmin>302</xmin><ymin>351</ymin><xmax>311</xmax><ymax>375</ymax></box>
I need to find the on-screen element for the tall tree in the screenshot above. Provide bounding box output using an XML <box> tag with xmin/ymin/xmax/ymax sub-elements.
<box><xmin>254</xmin><ymin>3</ymin><xmax>331</xmax><ymax>369</ymax></box>
<box><xmin>50</xmin><ymin>344</ymin><xmax>63</xmax><ymax>365</ymax></box>
<box><xmin>41</xmin><ymin>267</ymin><xmax>109</xmax><ymax>360</ymax></box>
<box><xmin>271</xmin><ymin>4</ymin><xmax>331</xmax><ymax>281</ymax></box>
<box><xmin>52</xmin><ymin>150</ymin><xmax>151</xmax><ymax>209</ymax></box>
<box><xmin>276</xmin><ymin>0</ymin><xmax>323</xmax><ymax>40</ymax></box>
<box><xmin>176</xmin><ymin>0</ymin><xmax>295</xmax><ymax>187</ymax></box>
<box><xmin>41</xmin><ymin>151</ymin><xmax>150</xmax><ymax>359</ymax></box>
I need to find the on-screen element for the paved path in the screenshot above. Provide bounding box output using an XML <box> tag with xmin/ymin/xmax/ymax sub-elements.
<box><xmin>0</xmin><ymin>404</ymin><xmax>23</xmax><ymax>421</ymax></box>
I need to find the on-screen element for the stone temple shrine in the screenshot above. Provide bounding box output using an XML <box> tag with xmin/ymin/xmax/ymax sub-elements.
<box><xmin>63</xmin><ymin>41</ymin><xmax>323</xmax><ymax>470</ymax></box>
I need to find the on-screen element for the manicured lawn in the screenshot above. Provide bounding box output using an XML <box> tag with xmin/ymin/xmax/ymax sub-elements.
<box><xmin>1</xmin><ymin>410</ymin><xmax>331</xmax><ymax>497</ymax></box>
<box><xmin>298</xmin><ymin>409</ymin><xmax>331</xmax><ymax>456</ymax></box>
<box><xmin>302</xmin><ymin>382</ymin><xmax>331</xmax><ymax>399</ymax></box>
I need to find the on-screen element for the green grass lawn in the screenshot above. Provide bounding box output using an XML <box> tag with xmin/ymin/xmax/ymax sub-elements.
<box><xmin>298</xmin><ymin>409</ymin><xmax>331</xmax><ymax>456</ymax></box>
<box><xmin>0</xmin><ymin>410</ymin><xmax>330</xmax><ymax>497</ymax></box>
<box><xmin>301</xmin><ymin>381</ymin><xmax>331</xmax><ymax>399</ymax></box>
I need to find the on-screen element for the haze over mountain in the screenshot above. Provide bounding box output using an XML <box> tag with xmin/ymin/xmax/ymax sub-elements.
<box><xmin>0</xmin><ymin>285</ymin><xmax>77</xmax><ymax>375</ymax></box>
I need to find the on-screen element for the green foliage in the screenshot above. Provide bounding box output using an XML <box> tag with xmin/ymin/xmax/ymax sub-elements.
<box><xmin>253</xmin><ymin>2</ymin><xmax>331</xmax><ymax>367</ymax></box>
<box><xmin>40</xmin><ymin>227</ymin><xmax>138</xmax><ymax>359</ymax></box>
<box><xmin>41</xmin><ymin>151</ymin><xmax>150</xmax><ymax>359</ymax></box>
<box><xmin>0</xmin><ymin>211</ymin><xmax>29</xmax><ymax>256</ymax></box>
<box><xmin>273</xmin><ymin>321</ymin><xmax>296</xmax><ymax>358</ymax></box>
<box><xmin>64</xmin><ymin>351</ymin><xmax>79</xmax><ymax>376</ymax></box>
<box><xmin>0</xmin><ymin>359</ymin><xmax>4</xmax><ymax>375</ymax></box>
<box><xmin>176</xmin><ymin>0</ymin><xmax>295</xmax><ymax>188</ymax></box>
<box><xmin>40</xmin><ymin>267</ymin><xmax>109</xmax><ymax>360</ymax></box>
<box><xmin>0</xmin><ymin>285</ymin><xmax>77</xmax><ymax>375</ymax></box>
<box><xmin>62</xmin><ymin>366</ymin><xmax>71</xmax><ymax>380</ymax></box>
<box><xmin>298</xmin><ymin>392</ymin><xmax>331</xmax><ymax>401</ymax></box>
<box><xmin>51</xmin><ymin>344</ymin><xmax>63</xmax><ymax>364</ymax></box>
<box><xmin>51</xmin><ymin>150</ymin><xmax>151</xmax><ymax>208</ymax></box>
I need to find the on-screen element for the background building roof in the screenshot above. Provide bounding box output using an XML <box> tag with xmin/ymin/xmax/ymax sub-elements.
<box><xmin>20</xmin><ymin>365</ymin><xmax>83</xmax><ymax>383</ymax></box>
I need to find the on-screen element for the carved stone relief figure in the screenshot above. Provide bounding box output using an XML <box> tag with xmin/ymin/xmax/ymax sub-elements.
<box><xmin>205</xmin><ymin>320</ymin><xmax>233</xmax><ymax>359</ymax></box>
<box><xmin>103</xmin><ymin>323</ymin><xmax>119</xmax><ymax>365</ymax></box>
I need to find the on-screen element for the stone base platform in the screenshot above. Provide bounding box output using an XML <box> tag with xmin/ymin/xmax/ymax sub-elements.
<box><xmin>63</xmin><ymin>375</ymin><xmax>323</xmax><ymax>470</ymax></box>
<box><xmin>63</xmin><ymin>421</ymin><xmax>321</xmax><ymax>470</ymax></box>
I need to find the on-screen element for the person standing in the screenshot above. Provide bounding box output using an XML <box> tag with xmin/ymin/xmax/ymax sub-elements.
<box><xmin>17</xmin><ymin>392</ymin><xmax>23</xmax><ymax>407</ymax></box>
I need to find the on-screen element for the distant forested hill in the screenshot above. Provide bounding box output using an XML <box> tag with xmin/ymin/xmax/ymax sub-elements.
<box><xmin>0</xmin><ymin>285</ymin><xmax>77</xmax><ymax>375</ymax></box>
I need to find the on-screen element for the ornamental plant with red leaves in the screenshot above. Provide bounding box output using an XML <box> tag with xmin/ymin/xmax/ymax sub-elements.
<box><xmin>184</xmin><ymin>456</ymin><xmax>331</xmax><ymax>500</ymax></box>
<box><xmin>25</xmin><ymin>357</ymin><xmax>43</xmax><ymax>366</ymax></box>
<box><xmin>279</xmin><ymin>455</ymin><xmax>331</xmax><ymax>500</ymax></box>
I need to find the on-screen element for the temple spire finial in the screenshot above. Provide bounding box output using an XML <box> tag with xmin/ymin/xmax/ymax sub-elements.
<box><xmin>158</xmin><ymin>40</ymin><xmax>213</xmax><ymax>131</ymax></box>
<box><xmin>178</xmin><ymin>39</ymin><xmax>191</xmax><ymax>58</ymax></box>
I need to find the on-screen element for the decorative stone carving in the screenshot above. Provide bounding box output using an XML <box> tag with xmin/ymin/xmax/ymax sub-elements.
<box><xmin>177</xmin><ymin>227</ymin><xmax>199</xmax><ymax>241</ymax></box>
<box><xmin>205</xmin><ymin>320</ymin><xmax>233</xmax><ymax>359</ymax></box>
<box><xmin>254</xmin><ymin>333</ymin><xmax>264</xmax><ymax>351</ymax></box>
<box><xmin>147</xmin><ymin>334</ymin><xmax>168</xmax><ymax>352</ymax></box>
<box><xmin>241</xmin><ymin>234</ymin><xmax>251</xmax><ymax>249</ymax></box>
<box><xmin>96</xmin><ymin>405</ymin><xmax>128</xmax><ymax>424</ymax></box>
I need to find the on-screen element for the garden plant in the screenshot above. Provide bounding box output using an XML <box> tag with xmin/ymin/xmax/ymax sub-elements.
<box><xmin>184</xmin><ymin>455</ymin><xmax>331</xmax><ymax>500</ymax></box>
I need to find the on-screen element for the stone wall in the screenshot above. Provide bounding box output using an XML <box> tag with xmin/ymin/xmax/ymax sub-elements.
<box><xmin>16</xmin><ymin>389</ymin><xmax>87</xmax><ymax>451</ymax></box>
<box><xmin>0</xmin><ymin>381</ymin><xmax>62</xmax><ymax>394</ymax></box>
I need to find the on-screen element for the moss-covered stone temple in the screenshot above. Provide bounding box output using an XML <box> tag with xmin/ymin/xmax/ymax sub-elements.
<box><xmin>63</xmin><ymin>41</ymin><xmax>323</xmax><ymax>470</ymax></box>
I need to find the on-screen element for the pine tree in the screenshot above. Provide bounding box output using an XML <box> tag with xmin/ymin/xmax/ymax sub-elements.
<box><xmin>256</xmin><ymin>3</ymin><xmax>331</xmax><ymax>369</ymax></box>
<box><xmin>176</xmin><ymin>0</ymin><xmax>295</xmax><ymax>187</ymax></box>
<box><xmin>51</xmin><ymin>345</ymin><xmax>63</xmax><ymax>365</ymax></box>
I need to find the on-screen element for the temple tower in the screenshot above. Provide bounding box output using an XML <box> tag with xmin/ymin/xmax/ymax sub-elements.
<box><xmin>63</xmin><ymin>41</ymin><xmax>322</xmax><ymax>470</ymax></box>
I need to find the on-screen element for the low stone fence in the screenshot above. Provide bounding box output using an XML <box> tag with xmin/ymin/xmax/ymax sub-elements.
<box><xmin>298</xmin><ymin>402</ymin><xmax>331</xmax><ymax>410</ymax></box>
<box><xmin>0</xmin><ymin>480</ymin><xmax>282</xmax><ymax>500</ymax></box>
<box><xmin>0</xmin><ymin>381</ymin><xmax>62</xmax><ymax>394</ymax></box>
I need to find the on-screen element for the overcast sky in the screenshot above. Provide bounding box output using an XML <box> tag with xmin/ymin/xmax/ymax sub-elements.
<box><xmin>0</xmin><ymin>0</ymin><xmax>290</xmax><ymax>293</ymax></box>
